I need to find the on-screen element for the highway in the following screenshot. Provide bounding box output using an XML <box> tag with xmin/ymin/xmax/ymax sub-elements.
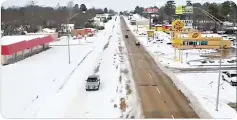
<box><xmin>120</xmin><ymin>18</ymin><xmax>199</xmax><ymax>118</ymax></box>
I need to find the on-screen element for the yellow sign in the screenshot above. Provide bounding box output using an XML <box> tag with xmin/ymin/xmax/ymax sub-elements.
<box><xmin>172</xmin><ymin>20</ymin><xmax>184</xmax><ymax>31</ymax></box>
<box><xmin>172</xmin><ymin>38</ymin><xmax>182</xmax><ymax>46</ymax></box>
<box><xmin>147</xmin><ymin>31</ymin><xmax>154</xmax><ymax>37</ymax></box>
<box><xmin>188</xmin><ymin>32</ymin><xmax>201</xmax><ymax>38</ymax></box>
<box><xmin>175</xmin><ymin>5</ymin><xmax>183</xmax><ymax>14</ymax></box>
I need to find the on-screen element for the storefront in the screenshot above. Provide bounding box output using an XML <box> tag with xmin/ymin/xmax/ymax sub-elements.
<box><xmin>172</xmin><ymin>32</ymin><xmax>231</xmax><ymax>49</ymax></box>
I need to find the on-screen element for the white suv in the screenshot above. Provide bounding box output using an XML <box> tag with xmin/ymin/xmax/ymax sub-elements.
<box><xmin>222</xmin><ymin>71</ymin><xmax>237</xmax><ymax>86</ymax></box>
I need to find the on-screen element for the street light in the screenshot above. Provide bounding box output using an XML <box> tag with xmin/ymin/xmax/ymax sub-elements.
<box><xmin>216</xmin><ymin>38</ymin><xmax>223</xmax><ymax>111</ymax></box>
<box><xmin>66</xmin><ymin>12</ymin><xmax>85</xmax><ymax>64</ymax></box>
<box><xmin>192</xmin><ymin>6</ymin><xmax>225</xmax><ymax>111</ymax></box>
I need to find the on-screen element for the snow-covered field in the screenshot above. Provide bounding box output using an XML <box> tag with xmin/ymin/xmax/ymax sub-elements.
<box><xmin>125</xmin><ymin>15</ymin><xmax>237</xmax><ymax>119</ymax></box>
<box><xmin>1</xmin><ymin>16</ymin><xmax>140</xmax><ymax>118</ymax></box>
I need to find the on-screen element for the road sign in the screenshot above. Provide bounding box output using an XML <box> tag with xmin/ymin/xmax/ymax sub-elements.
<box><xmin>183</xmin><ymin>6</ymin><xmax>193</xmax><ymax>14</ymax></box>
<box><xmin>144</xmin><ymin>8</ymin><xmax>158</xmax><ymax>13</ymax></box>
<box><xmin>172</xmin><ymin>20</ymin><xmax>185</xmax><ymax>31</ymax></box>
<box><xmin>172</xmin><ymin>38</ymin><xmax>183</xmax><ymax>47</ymax></box>
<box><xmin>188</xmin><ymin>32</ymin><xmax>201</xmax><ymax>39</ymax></box>
<box><xmin>175</xmin><ymin>5</ymin><xmax>183</xmax><ymax>15</ymax></box>
<box><xmin>147</xmin><ymin>30</ymin><xmax>154</xmax><ymax>37</ymax></box>
<box><xmin>181</xmin><ymin>20</ymin><xmax>193</xmax><ymax>28</ymax></box>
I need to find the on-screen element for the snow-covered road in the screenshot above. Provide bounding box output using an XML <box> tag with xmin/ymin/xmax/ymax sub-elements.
<box><xmin>124</xmin><ymin>15</ymin><xmax>237</xmax><ymax>119</ymax></box>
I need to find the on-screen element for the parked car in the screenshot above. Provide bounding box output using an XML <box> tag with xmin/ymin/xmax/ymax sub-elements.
<box><xmin>126</xmin><ymin>29</ymin><xmax>130</xmax><ymax>31</ymax></box>
<box><xmin>227</xmin><ymin>60</ymin><xmax>235</xmax><ymax>63</ymax></box>
<box><xmin>201</xmin><ymin>60</ymin><xmax>207</xmax><ymax>64</ymax></box>
<box><xmin>125</xmin><ymin>35</ymin><xmax>128</xmax><ymax>38</ymax></box>
<box><xmin>208</xmin><ymin>60</ymin><xmax>215</xmax><ymax>63</ymax></box>
<box><xmin>97</xmin><ymin>26</ymin><xmax>105</xmax><ymax>30</ymax></box>
<box><xmin>85</xmin><ymin>75</ymin><xmax>100</xmax><ymax>91</ymax></box>
<box><xmin>135</xmin><ymin>41</ymin><xmax>140</xmax><ymax>46</ymax></box>
<box><xmin>222</xmin><ymin>71</ymin><xmax>237</xmax><ymax>86</ymax></box>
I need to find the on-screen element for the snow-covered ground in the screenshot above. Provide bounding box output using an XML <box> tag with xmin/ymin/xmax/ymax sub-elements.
<box><xmin>125</xmin><ymin>16</ymin><xmax>237</xmax><ymax>119</ymax></box>
<box><xmin>1</xmin><ymin>16</ymin><xmax>140</xmax><ymax>119</ymax></box>
<box><xmin>177</xmin><ymin>73</ymin><xmax>236</xmax><ymax>118</ymax></box>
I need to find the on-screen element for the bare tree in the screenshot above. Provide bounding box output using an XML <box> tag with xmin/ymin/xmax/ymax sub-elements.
<box><xmin>27</xmin><ymin>0</ymin><xmax>36</xmax><ymax>6</ymax></box>
<box><xmin>67</xmin><ymin>0</ymin><xmax>74</xmax><ymax>21</ymax></box>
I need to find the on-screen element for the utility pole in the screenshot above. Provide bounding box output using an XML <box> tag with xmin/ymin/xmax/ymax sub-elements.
<box><xmin>216</xmin><ymin>39</ymin><xmax>223</xmax><ymax>111</ymax></box>
<box><xmin>66</xmin><ymin>1</ymin><xmax>74</xmax><ymax>64</ymax></box>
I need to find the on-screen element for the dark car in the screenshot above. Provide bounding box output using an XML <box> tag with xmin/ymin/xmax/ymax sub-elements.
<box><xmin>125</xmin><ymin>35</ymin><xmax>129</xmax><ymax>38</ymax></box>
<box><xmin>126</xmin><ymin>29</ymin><xmax>130</xmax><ymax>31</ymax></box>
<box><xmin>135</xmin><ymin>41</ymin><xmax>140</xmax><ymax>46</ymax></box>
<box><xmin>97</xmin><ymin>26</ymin><xmax>105</xmax><ymax>30</ymax></box>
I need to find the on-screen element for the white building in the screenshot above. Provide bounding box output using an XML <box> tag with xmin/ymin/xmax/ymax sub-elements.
<box><xmin>61</xmin><ymin>24</ymin><xmax>74</xmax><ymax>32</ymax></box>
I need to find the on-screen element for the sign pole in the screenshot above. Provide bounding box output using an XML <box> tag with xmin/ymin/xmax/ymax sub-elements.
<box><xmin>149</xmin><ymin>13</ymin><xmax>151</xmax><ymax>30</ymax></box>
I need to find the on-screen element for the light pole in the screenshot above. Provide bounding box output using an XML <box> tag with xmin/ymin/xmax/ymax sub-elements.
<box><xmin>216</xmin><ymin>39</ymin><xmax>223</xmax><ymax>111</ymax></box>
<box><xmin>192</xmin><ymin>6</ymin><xmax>225</xmax><ymax>111</ymax></box>
<box><xmin>67</xmin><ymin>21</ymin><xmax>71</xmax><ymax>64</ymax></box>
<box><xmin>66</xmin><ymin>11</ymin><xmax>84</xmax><ymax>64</ymax></box>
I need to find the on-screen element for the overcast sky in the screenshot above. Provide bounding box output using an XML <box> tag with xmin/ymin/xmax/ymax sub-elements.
<box><xmin>1</xmin><ymin>0</ymin><xmax>234</xmax><ymax>11</ymax></box>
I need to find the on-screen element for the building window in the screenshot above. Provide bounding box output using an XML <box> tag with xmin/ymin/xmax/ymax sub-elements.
<box><xmin>201</xmin><ymin>41</ymin><xmax>208</xmax><ymax>45</ymax></box>
<box><xmin>189</xmin><ymin>41</ymin><xmax>194</xmax><ymax>45</ymax></box>
<box><xmin>196</xmin><ymin>41</ymin><xmax>201</xmax><ymax>45</ymax></box>
<box><xmin>193</xmin><ymin>41</ymin><xmax>197</xmax><ymax>46</ymax></box>
<box><xmin>183</xmin><ymin>41</ymin><xmax>188</xmax><ymax>45</ymax></box>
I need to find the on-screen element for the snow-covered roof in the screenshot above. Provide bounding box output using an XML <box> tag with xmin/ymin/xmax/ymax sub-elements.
<box><xmin>41</xmin><ymin>28</ymin><xmax>56</xmax><ymax>33</ymax></box>
<box><xmin>1</xmin><ymin>35</ymin><xmax>47</xmax><ymax>45</ymax></box>
<box><xmin>155</xmin><ymin>24</ymin><xmax>162</xmax><ymax>26</ymax></box>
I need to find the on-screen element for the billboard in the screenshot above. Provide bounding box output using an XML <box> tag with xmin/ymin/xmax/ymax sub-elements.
<box><xmin>147</xmin><ymin>31</ymin><xmax>154</xmax><ymax>37</ymax></box>
<box><xmin>183</xmin><ymin>6</ymin><xmax>193</xmax><ymax>14</ymax></box>
<box><xmin>175</xmin><ymin>6</ymin><xmax>193</xmax><ymax>14</ymax></box>
<box><xmin>175</xmin><ymin>6</ymin><xmax>183</xmax><ymax>15</ymax></box>
<box><xmin>181</xmin><ymin>20</ymin><xmax>193</xmax><ymax>28</ymax></box>
<box><xmin>172</xmin><ymin>20</ymin><xmax>185</xmax><ymax>31</ymax></box>
<box><xmin>144</xmin><ymin>8</ymin><xmax>159</xmax><ymax>13</ymax></box>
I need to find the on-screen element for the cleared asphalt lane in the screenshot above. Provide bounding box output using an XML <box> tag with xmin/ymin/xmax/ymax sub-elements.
<box><xmin>120</xmin><ymin>18</ymin><xmax>199</xmax><ymax>118</ymax></box>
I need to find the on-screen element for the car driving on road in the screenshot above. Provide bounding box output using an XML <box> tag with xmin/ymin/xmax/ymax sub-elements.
<box><xmin>85</xmin><ymin>75</ymin><xmax>100</xmax><ymax>91</ymax></box>
<box><xmin>125</xmin><ymin>35</ymin><xmax>128</xmax><ymax>38</ymax></box>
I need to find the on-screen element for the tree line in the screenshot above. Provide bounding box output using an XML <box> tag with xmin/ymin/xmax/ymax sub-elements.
<box><xmin>1</xmin><ymin>0</ymin><xmax>115</xmax><ymax>35</ymax></box>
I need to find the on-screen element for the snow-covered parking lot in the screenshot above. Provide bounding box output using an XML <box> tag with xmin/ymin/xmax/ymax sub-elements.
<box><xmin>1</xmin><ymin>16</ymin><xmax>140</xmax><ymax>118</ymax></box>
<box><xmin>125</xmin><ymin>15</ymin><xmax>237</xmax><ymax>119</ymax></box>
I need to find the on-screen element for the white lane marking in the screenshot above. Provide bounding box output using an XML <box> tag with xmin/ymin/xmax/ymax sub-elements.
<box><xmin>156</xmin><ymin>87</ymin><xmax>160</xmax><ymax>94</ymax></box>
<box><xmin>148</xmin><ymin>73</ymin><xmax>152</xmax><ymax>78</ymax></box>
<box><xmin>171</xmin><ymin>115</ymin><xmax>174</xmax><ymax>119</ymax></box>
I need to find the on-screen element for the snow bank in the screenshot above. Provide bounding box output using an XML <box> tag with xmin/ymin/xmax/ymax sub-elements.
<box><xmin>118</xmin><ymin>19</ymin><xmax>143</xmax><ymax>118</ymax></box>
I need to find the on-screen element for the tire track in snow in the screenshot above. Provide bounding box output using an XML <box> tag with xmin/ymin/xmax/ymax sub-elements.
<box><xmin>57</xmin><ymin>50</ymin><xmax>93</xmax><ymax>92</ymax></box>
<box><xmin>94</xmin><ymin>35</ymin><xmax>113</xmax><ymax>73</ymax></box>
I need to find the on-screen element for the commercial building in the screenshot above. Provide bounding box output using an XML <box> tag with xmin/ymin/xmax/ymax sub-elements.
<box><xmin>172</xmin><ymin>32</ymin><xmax>231</xmax><ymax>49</ymax></box>
<box><xmin>1</xmin><ymin>34</ymin><xmax>56</xmax><ymax>65</ymax></box>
